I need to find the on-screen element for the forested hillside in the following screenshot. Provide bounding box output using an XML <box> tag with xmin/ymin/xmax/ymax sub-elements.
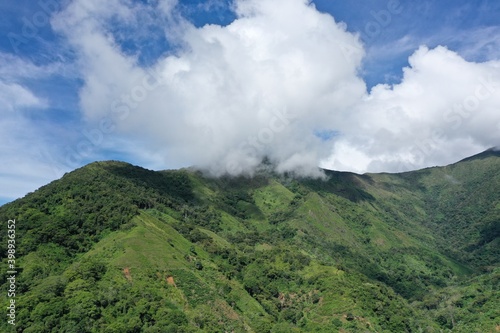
<box><xmin>0</xmin><ymin>151</ymin><xmax>499</xmax><ymax>332</ymax></box>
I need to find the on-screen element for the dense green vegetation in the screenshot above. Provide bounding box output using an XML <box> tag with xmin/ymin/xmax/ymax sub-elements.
<box><xmin>0</xmin><ymin>151</ymin><xmax>499</xmax><ymax>332</ymax></box>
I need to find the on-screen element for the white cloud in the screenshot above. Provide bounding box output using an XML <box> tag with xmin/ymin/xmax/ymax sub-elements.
<box><xmin>324</xmin><ymin>46</ymin><xmax>500</xmax><ymax>173</ymax></box>
<box><xmin>0</xmin><ymin>56</ymin><xmax>71</xmax><ymax>204</ymax></box>
<box><xmin>0</xmin><ymin>98</ymin><xmax>66</xmax><ymax>203</ymax></box>
<box><xmin>53</xmin><ymin>0</ymin><xmax>366</xmax><ymax>176</ymax></box>
<box><xmin>50</xmin><ymin>0</ymin><xmax>500</xmax><ymax>178</ymax></box>
<box><xmin>0</xmin><ymin>81</ymin><xmax>46</xmax><ymax>112</ymax></box>
<box><xmin>0</xmin><ymin>52</ymin><xmax>75</xmax><ymax>81</ymax></box>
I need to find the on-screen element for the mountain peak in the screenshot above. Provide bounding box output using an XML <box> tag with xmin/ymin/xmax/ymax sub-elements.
<box><xmin>457</xmin><ymin>147</ymin><xmax>500</xmax><ymax>163</ymax></box>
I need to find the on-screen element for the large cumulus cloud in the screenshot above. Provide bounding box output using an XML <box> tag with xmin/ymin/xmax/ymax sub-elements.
<box><xmin>52</xmin><ymin>0</ymin><xmax>500</xmax><ymax>176</ymax></box>
<box><xmin>324</xmin><ymin>46</ymin><xmax>500</xmax><ymax>173</ymax></box>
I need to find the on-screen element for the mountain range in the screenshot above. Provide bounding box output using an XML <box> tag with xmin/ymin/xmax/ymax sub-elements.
<box><xmin>0</xmin><ymin>149</ymin><xmax>499</xmax><ymax>332</ymax></box>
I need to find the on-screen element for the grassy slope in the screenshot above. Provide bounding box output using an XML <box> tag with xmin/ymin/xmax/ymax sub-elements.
<box><xmin>0</xmin><ymin>152</ymin><xmax>498</xmax><ymax>332</ymax></box>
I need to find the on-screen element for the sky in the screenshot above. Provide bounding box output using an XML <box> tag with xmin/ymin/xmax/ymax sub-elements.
<box><xmin>1</xmin><ymin>0</ymin><xmax>500</xmax><ymax>205</ymax></box>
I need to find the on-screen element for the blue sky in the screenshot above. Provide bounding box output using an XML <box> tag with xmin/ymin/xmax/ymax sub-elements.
<box><xmin>314</xmin><ymin>0</ymin><xmax>500</xmax><ymax>86</ymax></box>
<box><xmin>1</xmin><ymin>0</ymin><xmax>500</xmax><ymax>205</ymax></box>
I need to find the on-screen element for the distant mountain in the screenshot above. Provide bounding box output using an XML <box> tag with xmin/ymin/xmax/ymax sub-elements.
<box><xmin>1</xmin><ymin>151</ymin><xmax>498</xmax><ymax>332</ymax></box>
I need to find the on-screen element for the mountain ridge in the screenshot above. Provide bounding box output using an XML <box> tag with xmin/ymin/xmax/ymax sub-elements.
<box><xmin>0</xmin><ymin>150</ymin><xmax>498</xmax><ymax>332</ymax></box>
<box><xmin>457</xmin><ymin>147</ymin><xmax>500</xmax><ymax>163</ymax></box>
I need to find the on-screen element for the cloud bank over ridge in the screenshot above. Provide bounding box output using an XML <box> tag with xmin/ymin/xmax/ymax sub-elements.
<box><xmin>53</xmin><ymin>0</ymin><xmax>500</xmax><ymax>176</ymax></box>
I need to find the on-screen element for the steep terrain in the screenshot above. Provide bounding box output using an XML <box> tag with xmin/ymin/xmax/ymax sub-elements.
<box><xmin>0</xmin><ymin>150</ymin><xmax>499</xmax><ymax>332</ymax></box>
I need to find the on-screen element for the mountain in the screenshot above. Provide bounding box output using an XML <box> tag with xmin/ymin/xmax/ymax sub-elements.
<box><xmin>0</xmin><ymin>151</ymin><xmax>499</xmax><ymax>333</ymax></box>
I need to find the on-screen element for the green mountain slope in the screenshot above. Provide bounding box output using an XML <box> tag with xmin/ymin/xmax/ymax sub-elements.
<box><xmin>0</xmin><ymin>152</ymin><xmax>499</xmax><ymax>332</ymax></box>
